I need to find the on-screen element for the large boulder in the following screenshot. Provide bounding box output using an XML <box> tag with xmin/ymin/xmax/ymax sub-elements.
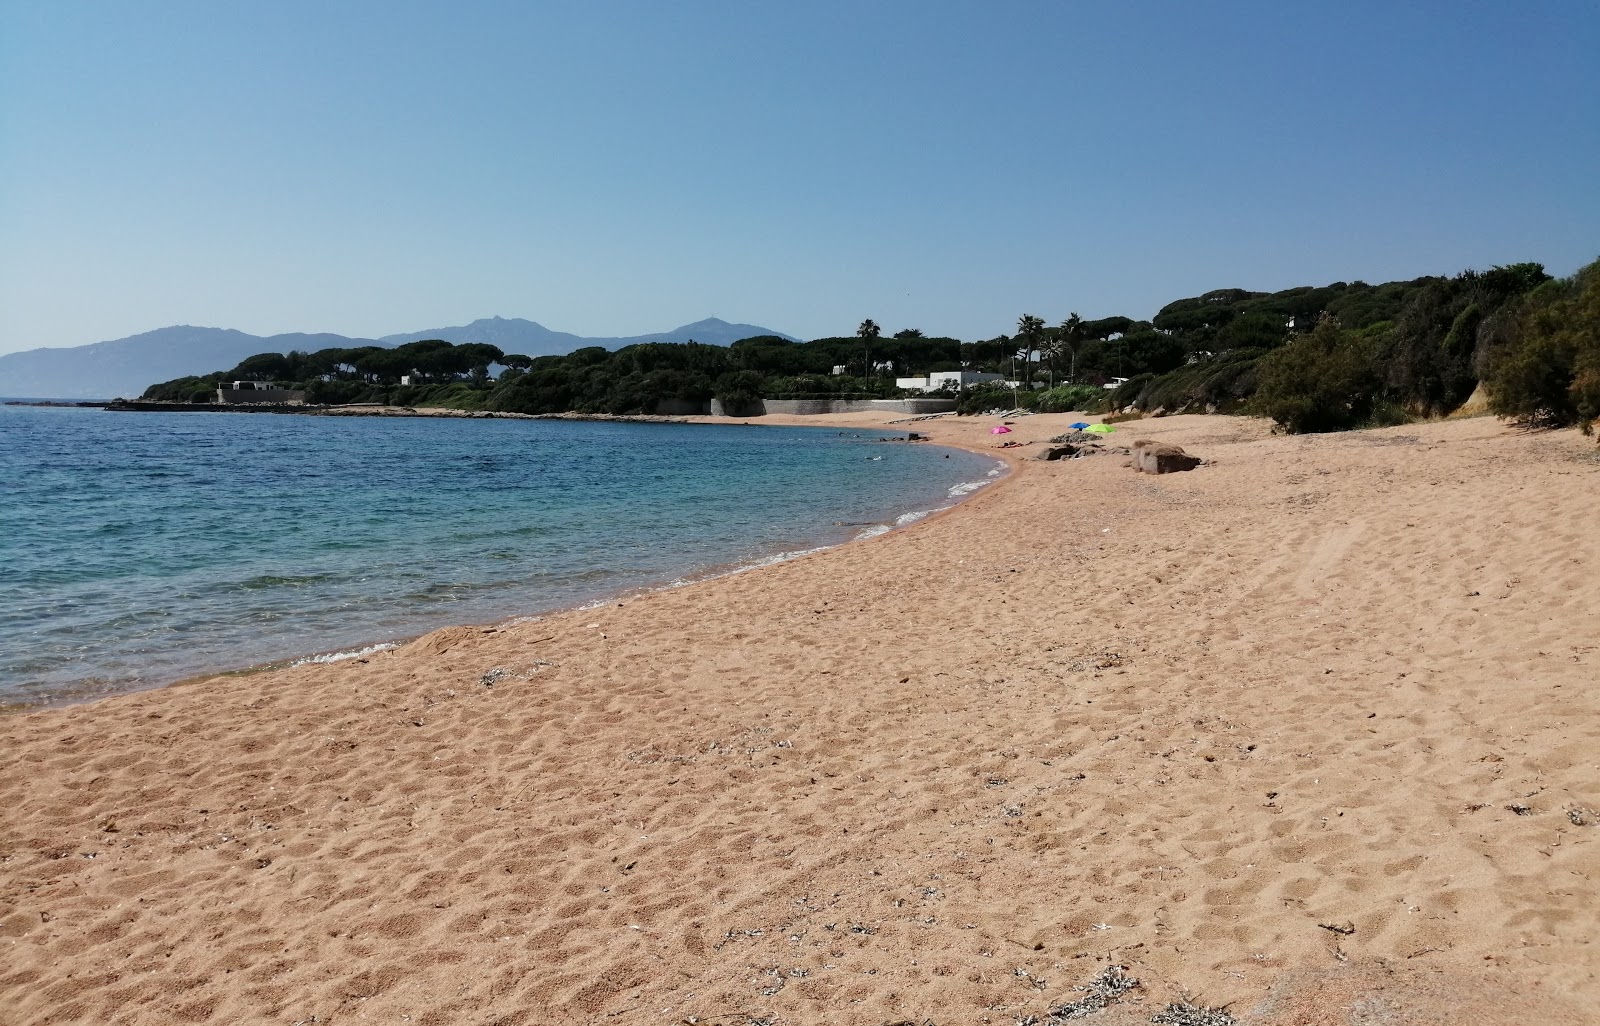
<box><xmin>1131</xmin><ymin>439</ymin><xmax>1202</xmax><ymax>474</ymax></box>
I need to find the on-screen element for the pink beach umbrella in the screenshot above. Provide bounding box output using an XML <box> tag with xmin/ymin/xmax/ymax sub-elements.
<box><xmin>990</xmin><ymin>425</ymin><xmax>1012</xmax><ymax>434</ymax></box>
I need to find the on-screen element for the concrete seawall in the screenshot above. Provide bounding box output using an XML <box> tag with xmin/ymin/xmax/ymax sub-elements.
<box><xmin>708</xmin><ymin>398</ymin><xmax>957</xmax><ymax>417</ymax></box>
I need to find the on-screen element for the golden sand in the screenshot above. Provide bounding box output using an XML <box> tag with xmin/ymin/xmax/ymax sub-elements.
<box><xmin>2</xmin><ymin>412</ymin><xmax>1597</xmax><ymax>1024</ymax></box>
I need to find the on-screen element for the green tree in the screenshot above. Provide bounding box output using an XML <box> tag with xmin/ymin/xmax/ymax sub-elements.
<box><xmin>1485</xmin><ymin>258</ymin><xmax>1600</xmax><ymax>432</ymax></box>
<box><xmin>1055</xmin><ymin>312</ymin><xmax>1085</xmax><ymax>382</ymax></box>
<box><xmin>1015</xmin><ymin>314</ymin><xmax>1045</xmax><ymax>389</ymax></box>
<box><xmin>227</xmin><ymin>352</ymin><xmax>295</xmax><ymax>382</ymax></box>
<box><xmin>714</xmin><ymin>369</ymin><xmax>766</xmax><ymax>411</ymax></box>
<box><xmin>1038</xmin><ymin>331</ymin><xmax>1063</xmax><ymax>387</ymax></box>
<box><xmin>1251</xmin><ymin>316</ymin><xmax>1391</xmax><ymax>433</ymax></box>
<box><xmin>857</xmin><ymin>319</ymin><xmax>881</xmax><ymax>379</ymax></box>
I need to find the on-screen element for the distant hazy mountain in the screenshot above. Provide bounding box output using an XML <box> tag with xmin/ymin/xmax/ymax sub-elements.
<box><xmin>0</xmin><ymin>317</ymin><xmax>798</xmax><ymax>401</ymax></box>
<box><xmin>0</xmin><ymin>326</ymin><xmax>383</xmax><ymax>402</ymax></box>
<box><xmin>380</xmin><ymin>316</ymin><xmax>797</xmax><ymax>351</ymax></box>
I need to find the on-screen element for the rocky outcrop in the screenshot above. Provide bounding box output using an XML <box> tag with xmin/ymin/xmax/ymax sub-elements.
<box><xmin>1131</xmin><ymin>439</ymin><xmax>1202</xmax><ymax>474</ymax></box>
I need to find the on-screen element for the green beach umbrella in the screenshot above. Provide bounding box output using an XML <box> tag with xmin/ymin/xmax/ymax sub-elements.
<box><xmin>1085</xmin><ymin>423</ymin><xmax>1114</xmax><ymax>434</ymax></box>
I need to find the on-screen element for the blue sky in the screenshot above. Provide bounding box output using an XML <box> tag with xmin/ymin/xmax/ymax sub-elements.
<box><xmin>1</xmin><ymin>1</ymin><xmax>1596</xmax><ymax>354</ymax></box>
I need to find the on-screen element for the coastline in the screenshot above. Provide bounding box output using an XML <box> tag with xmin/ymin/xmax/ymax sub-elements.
<box><xmin>12</xmin><ymin>428</ymin><xmax>1004</xmax><ymax>710</ymax></box>
<box><xmin>2</xmin><ymin>411</ymin><xmax>1597</xmax><ymax>1024</ymax></box>
<box><xmin>94</xmin><ymin>399</ymin><xmax>697</xmax><ymax>422</ymax></box>
<box><xmin>1</xmin><ymin>417</ymin><xmax>1009</xmax><ymax>714</ymax></box>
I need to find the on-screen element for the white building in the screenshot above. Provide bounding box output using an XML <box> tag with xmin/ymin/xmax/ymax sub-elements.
<box><xmin>895</xmin><ymin>370</ymin><xmax>1006</xmax><ymax>393</ymax></box>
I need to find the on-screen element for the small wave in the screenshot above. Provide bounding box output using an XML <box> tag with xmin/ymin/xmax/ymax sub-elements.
<box><xmin>853</xmin><ymin>524</ymin><xmax>892</xmax><ymax>540</ymax></box>
<box><xmin>735</xmin><ymin>544</ymin><xmax>833</xmax><ymax>571</ymax></box>
<box><xmin>947</xmin><ymin>479</ymin><xmax>992</xmax><ymax>498</ymax></box>
<box><xmin>894</xmin><ymin>508</ymin><xmax>937</xmax><ymax>526</ymax></box>
<box><xmin>291</xmin><ymin>642</ymin><xmax>398</xmax><ymax>666</ymax></box>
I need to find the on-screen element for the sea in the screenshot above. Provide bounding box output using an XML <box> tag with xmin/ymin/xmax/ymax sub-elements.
<box><xmin>0</xmin><ymin>403</ymin><xmax>1002</xmax><ymax>708</ymax></box>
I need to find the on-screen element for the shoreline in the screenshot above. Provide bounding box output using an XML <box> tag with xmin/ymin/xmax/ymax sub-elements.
<box><xmin>3</xmin><ymin>416</ymin><xmax>1014</xmax><ymax>714</ymax></box>
<box><xmin>3</xmin><ymin>411</ymin><xmax>1596</xmax><ymax>1024</ymax></box>
<box><xmin>95</xmin><ymin>399</ymin><xmax>697</xmax><ymax>421</ymax></box>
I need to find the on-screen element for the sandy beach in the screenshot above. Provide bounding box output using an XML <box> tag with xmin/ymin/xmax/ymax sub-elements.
<box><xmin>2</xmin><ymin>410</ymin><xmax>1597</xmax><ymax>1025</ymax></box>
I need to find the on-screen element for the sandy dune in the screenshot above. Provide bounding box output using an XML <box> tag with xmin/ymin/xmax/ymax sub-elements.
<box><xmin>2</xmin><ymin>412</ymin><xmax>1597</xmax><ymax>1025</ymax></box>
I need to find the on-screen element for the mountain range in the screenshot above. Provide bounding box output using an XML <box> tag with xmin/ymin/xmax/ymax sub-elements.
<box><xmin>0</xmin><ymin>317</ymin><xmax>798</xmax><ymax>400</ymax></box>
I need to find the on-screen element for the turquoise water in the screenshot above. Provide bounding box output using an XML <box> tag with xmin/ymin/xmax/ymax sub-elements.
<box><xmin>0</xmin><ymin>404</ymin><xmax>1000</xmax><ymax>707</ymax></box>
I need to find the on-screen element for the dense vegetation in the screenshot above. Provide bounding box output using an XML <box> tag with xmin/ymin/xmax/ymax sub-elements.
<box><xmin>143</xmin><ymin>331</ymin><xmax>971</xmax><ymax>413</ymax></box>
<box><xmin>1483</xmin><ymin>260</ymin><xmax>1600</xmax><ymax>433</ymax></box>
<box><xmin>144</xmin><ymin>257</ymin><xmax>1599</xmax><ymax>436</ymax></box>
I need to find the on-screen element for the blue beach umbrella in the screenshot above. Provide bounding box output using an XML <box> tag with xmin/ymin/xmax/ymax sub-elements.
<box><xmin>1068</xmin><ymin>421</ymin><xmax>1091</xmax><ymax>429</ymax></box>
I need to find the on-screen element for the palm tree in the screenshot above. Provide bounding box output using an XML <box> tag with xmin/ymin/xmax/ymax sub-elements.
<box><xmin>1038</xmin><ymin>330</ymin><xmax>1065</xmax><ymax>387</ymax></box>
<box><xmin>1015</xmin><ymin>314</ymin><xmax>1045</xmax><ymax>390</ymax></box>
<box><xmin>1057</xmin><ymin>312</ymin><xmax>1085</xmax><ymax>383</ymax></box>
<box><xmin>857</xmin><ymin>319</ymin><xmax>881</xmax><ymax>379</ymax></box>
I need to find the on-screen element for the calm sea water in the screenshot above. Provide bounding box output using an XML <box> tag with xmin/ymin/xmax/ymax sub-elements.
<box><xmin>0</xmin><ymin>404</ymin><xmax>999</xmax><ymax>707</ymax></box>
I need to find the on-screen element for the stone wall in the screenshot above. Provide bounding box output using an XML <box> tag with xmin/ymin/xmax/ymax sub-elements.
<box><xmin>754</xmin><ymin>398</ymin><xmax>957</xmax><ymax>416</ymax></box>
<box><xmin>708</xmin><ymin>398</ymin><xmax>762</xmax><ymax>418</ymax></box>
<box><xmin>652</xmin><ymin>398</ymin><xmax>709</xmax><ymax>416</ymax></box>
<box><xmin>668</xmin><ymin>397</ymin><xmax>961</xmax><ymax>417</ymax></box>
<box><xmin>217</xmin><ymin>388</ymin><xmax>306</xmax><ymax>405</ymax></box>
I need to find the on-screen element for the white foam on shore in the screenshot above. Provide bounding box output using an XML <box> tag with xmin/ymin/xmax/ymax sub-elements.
<box><xmin>946</xmin><ymin>460</ymin><xmax>1007</xmax><ymax>498</ymax></box>
<box><xmin>291</xmin><ymin>642</ymin><xmax>398</xmax><ymax>666</ymax></box>
<box><xmin>731</xmin><ymin>544</ymin><xmax>834</xmax><ymax>572</ymax></box>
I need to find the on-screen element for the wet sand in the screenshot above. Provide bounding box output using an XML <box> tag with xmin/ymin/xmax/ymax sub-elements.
<box><xmin>2</xmin><ymin>411</ymin><xmax>1597</xmax><ymax>1024</ymax></box>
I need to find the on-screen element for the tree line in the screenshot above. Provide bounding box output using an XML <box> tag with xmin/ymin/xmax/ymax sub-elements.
<box><xmin>142</xmin><ymin>255</ymin><xmax>1598</xmax><ymax>436</ymax></box>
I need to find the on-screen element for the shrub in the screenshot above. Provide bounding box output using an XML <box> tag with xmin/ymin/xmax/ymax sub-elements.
<box><xmin>1031</xmin><ymin>384</ymin><xmax>1106</xmax><ymax>414</ymax></box>
<box><xmin>1250</xmin><ymin>318</ymin><xmax>1388</xmax><ymax>433</ymax></box>
<box><xmin>141</xmin><ymin>374</ymin><xmax>222</xmax><ymax>401</ymax></box>
<box><xmin>1108</xmin><ymin>373</ymin><xmax>1154</xmax><ymax>410</ymax></box>
<box><xmin>403</xmin><ymin>381</ymin><xmax>489</xmax><ymax>410</ymax></box>
<box><xmin>713</xmin><ymin>369</ymin><xmax>765</xmax><ymax>408</ymax></box>
<box><xmin>1113</xmin><ymin>352</ymin><xmax>1264</xmax><ymax>415</ymax></box>
<box><xmin>1146</xmin><ymin>361</ymin><xmax>1240</xmax><ymax>412</ymax></box>
<box><xmin>1485</xmin><ymin>258</ymin><xmax>1600</xmax><ymax>433</ymax></box>
<box><xmin>956</xmin><ymin>383</ymin><xmax>1020</xmax><ymax>415</ymax></box>
<box><xmin>304</xmin><ymin>379</ymin><xmax>385</xmax><ymax>405</ymax></box>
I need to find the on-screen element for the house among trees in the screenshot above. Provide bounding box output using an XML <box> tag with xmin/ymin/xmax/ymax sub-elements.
<box><xmin>216</xmin><ymin>380</ymin><xmax>306</xmax><ymax>404</ymax></box>
<box><xmin>895</xmin><ymin>370</ymin><xmax>1005</xmax><ymax>392</ymax></box>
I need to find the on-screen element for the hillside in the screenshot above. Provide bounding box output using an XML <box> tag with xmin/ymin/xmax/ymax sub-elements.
<box><xmin>0</xmin><ymin>317</ymin><xmax>797</xmax><ymax>400</ymax></box>
<box><xmin>0</xmin><ymin>327</ymin><xmax>384</xmax><ymax>401</ymax></box>
<box><xmin>378</xmin><ymin>316</ymin><xmax>798</xmax><ymax>351</ymax></box>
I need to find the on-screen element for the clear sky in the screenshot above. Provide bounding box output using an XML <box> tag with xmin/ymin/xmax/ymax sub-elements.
<box><xmin>1</xmin><ymin>1</ymin><xmax>1596</xmax><ymax>354</ymax></box>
